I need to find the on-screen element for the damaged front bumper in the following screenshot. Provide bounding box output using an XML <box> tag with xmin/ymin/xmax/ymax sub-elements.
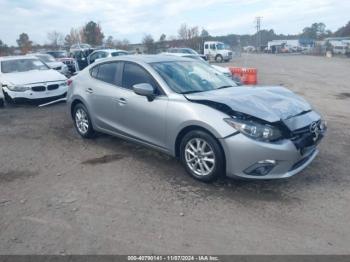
<box><xmin>220</xmin><ymin>133</ymin><xmax>321</xmax><ymax>179</ymax></box>
<box><xmin>220</xmin><ymin>112</ymin><xmax>326</xmax><ymax>179</ymax></box>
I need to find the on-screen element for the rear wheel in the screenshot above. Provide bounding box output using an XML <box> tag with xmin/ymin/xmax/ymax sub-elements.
<box><xmin>73</xmin><ymin>103</ymin><xmax>95</xmax><ymax>138</ymax></box>
<box><xmin>180</xmin><ymin>130</ymin><xmax>225</xmax><ymax>182</ymax></box>
<box><xmin>0</xmin><ymin>98</ymin><xmax>3</xmax><ymax>108</ymax></box>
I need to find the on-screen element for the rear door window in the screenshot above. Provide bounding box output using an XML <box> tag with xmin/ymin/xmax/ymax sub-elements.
<box><xmin>95</xmin><ymin>62</ymin><xmax>122</xmax><ymax>85</ymax></box>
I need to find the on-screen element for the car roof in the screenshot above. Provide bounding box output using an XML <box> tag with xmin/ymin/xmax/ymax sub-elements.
<box><xmin>93</xmin><ymin>49</ymin><xmax>127</xmax><ymax>53</ymax></box>
<box><xmin>100</xmin><ymin>54</ymin><xmax>193</xmax><ymax>64</ymax></box>
<box><xmin>0</xmin><ymin>55</ymin><xmax>39</xmax><ymax>61</ymax></box>
<box><xmin>30</xmin><ymin>53</ymin><xmax>51</xmax><ymax>56</ymax></box>
<box><xmin>161</xmin><ymin>52</ymin><xmax>200</xmax><ymax>57</ymax></box>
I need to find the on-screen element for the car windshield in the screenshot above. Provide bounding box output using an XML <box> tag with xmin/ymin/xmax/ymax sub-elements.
<box><xmin>1</xmin><ymin>59</ymin><xmax>49</xmax><ymax>73</ymax></box>
<box><xmin>111</xmin><ymin>52</ymin><xmax>128</xmax><ymax>56</ymax></box>
<box><xmin>216</xmin><ymin>43</ymin><xmax>225</xmax><ymax>50</ymax></box>
<box><xmin>48</xmin><ymin>51</ymin><xmax>66</xmax><ymax>58</ymax></box>
<box><xmin>183</xmin><ymin>49</ymin><xmax>198</xmax><ymax>55</ymax></box>
<box><xmin>36</xmin><ymin>54</ymin><xmax>56</xmax><ymax>63</ymax></box>
<box><xmin>151</xmin><ymin>61</ymin><xmax>236</xmax><ymax>94</ymax></box>
<box><xmin>184</xmin><ymin>55</ymin><xmax>205</xmax><ymax>62</ymax></box>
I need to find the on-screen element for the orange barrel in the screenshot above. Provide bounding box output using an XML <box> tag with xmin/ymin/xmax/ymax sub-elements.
<box><xmin>229</xmin><ymin>67</ymin><xmax>242</xmax><ymax>78</ymax></box>
<box><xmin>244</xmin><ymin>68</ymin><xmax>257</xmax><ymax>85</ymax></box>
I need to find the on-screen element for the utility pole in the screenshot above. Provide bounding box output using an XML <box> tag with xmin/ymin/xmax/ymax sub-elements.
<box><xmin>255</xmin><ymin>16</ymin><xmax>262</xmax><ymax>52</ymax></box>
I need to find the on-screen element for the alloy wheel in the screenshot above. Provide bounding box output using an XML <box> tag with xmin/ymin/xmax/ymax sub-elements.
<box><xmin>75</xmin><ymin>108</ymin><xmax>89</xmax><ymax>134</ymax></box>
<box><xmin>184</xmin><ymin>138</ymin><xmax>216</xmax><ymax>176</ymax></box>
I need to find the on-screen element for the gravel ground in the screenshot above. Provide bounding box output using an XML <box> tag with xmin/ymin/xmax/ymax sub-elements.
<box><xmin>0</xmin><ymin>54</ymin><xmax>349</xmax><ymax>255</ymax></box>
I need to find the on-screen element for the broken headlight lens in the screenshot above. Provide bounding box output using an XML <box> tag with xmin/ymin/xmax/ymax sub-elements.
<box><xmin>224</xmin><ymin>118</ymin><xmax>282</xmax><ymax>142</ymax></box>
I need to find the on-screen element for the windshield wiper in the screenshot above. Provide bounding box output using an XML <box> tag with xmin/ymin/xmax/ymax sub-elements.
<box><xmin>181</xmin><ymin>90</ymin><xmax>203</xmax><ymax>94</ymax></box>
<box><xmin>217</xmin><ymin>85</ymin><xmax>233</xmax><ymax>90</ymax></box>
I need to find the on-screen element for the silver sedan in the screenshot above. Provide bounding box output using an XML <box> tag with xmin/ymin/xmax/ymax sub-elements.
<box><xmin>67</xmin><ymin>55</ymin><xmax>326</xmax><ymax>182</ymax></box>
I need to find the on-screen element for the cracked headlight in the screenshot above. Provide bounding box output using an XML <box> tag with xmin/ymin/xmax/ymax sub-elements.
<box><xmin>224</xmin><ymin>118</ymin><xmax>282</xmax><ymax>142</ymax></box>
<box><xmin>7</xmin><ymin>85</ymin><xmax>31</xmax><ymax>92</ymax></box>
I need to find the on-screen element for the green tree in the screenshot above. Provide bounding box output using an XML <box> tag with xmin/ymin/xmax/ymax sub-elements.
<box><xmin>200</xmin><ymin>29</ymin><xmax>210</xmax><ymax>37</ymax></box>
<box><xmin>334</xmin><ymin>21</ymin><xmax>350</xmax><ymax>37</ymax></box>
<box><xmin>81</xmin><ymin>21</ymin><xmax>104</xmax><ymax>46</ymax></box>
<box><xmin>301</xmin><ymin>23</ymin><xmax>329</xmax><ymax>39</ymax></box>
<box><xmin>159</xmin><ymin>34</ymin><xmax>166</xmax><ymax>42</ymax></box>
<box><xmin>16</xmin><ymin>33</ymin><xmax>32</xmax><ymax>54</ymax></box>
<box><xmin>142</xmin><ymin>34</ymin><xmax>155</xmax><ymax>54</ymax></box>
<box><xmin>0</xmin><ymin>40</ymin><xmax>9</xmax><ymax>56</ymax></box>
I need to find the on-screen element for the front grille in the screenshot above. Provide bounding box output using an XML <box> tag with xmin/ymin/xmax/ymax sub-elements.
<box><xmin>63</xmin><ymin>60</ymin><xmax>73</xmax><ymax>65</ymax></box>
<box><xmin>47</xmin><ymin>84</ymin><xmax>59</xmax><ymax>90</ymax></box>
<box><xmin>290</xmin><ymin>120</ymin><xmax>324</xmax><ymax>151</ymax></box>
<box><xmin>228</xmin><ymin>52</ymin><xmax>233</xmax><ymax>56</ymax></box>
<box><xmin>32</xmin><ymin>86</ymin><xmax>46</xmax><ymax>92</ymax></box>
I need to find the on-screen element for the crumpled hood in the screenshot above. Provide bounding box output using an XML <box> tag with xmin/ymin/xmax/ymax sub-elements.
<box><xmin>185</xmin><ymin>86</ymin><xmax>311</xmax><ymax>123</ymax></box>
<box><xmin>2</xmin><ymin>69</ymin><xmax>66</xmax><ymax>85</ymax></box>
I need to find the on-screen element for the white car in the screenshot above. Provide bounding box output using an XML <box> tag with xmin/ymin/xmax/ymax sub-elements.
<box><xmin>31</xmin><ymin>53</ymin><xmax>69</xmax><ymax>77</ymax></box>
<box><xmin>0</xmin><ymin>56</ymin><xmax>68</xmax><ymax>103</ymax></box>
<box><xmin>87</xmin><ymin>49</ymin><xmax>129</xmax><ymax>64</ymax></box>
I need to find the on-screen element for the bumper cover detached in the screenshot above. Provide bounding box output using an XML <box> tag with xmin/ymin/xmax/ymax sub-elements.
<box><xmin>220</xmin><ymin>133</ymin><xmax>321</xmax><ymax>179</ymax></box>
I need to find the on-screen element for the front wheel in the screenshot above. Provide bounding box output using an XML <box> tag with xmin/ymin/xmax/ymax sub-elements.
<box><xmin>215</xmin><ymin>55</ymin><xmax>223</xmax><ymax>63</ymax></box>
<box><xmin>180</xmin><ymin>130</ymin><xmax>225</xmax><ymax>182</ymax></box>
<box><xmin>73</xmin><ymin>103</ymin><xmax>95</xmax><ymax>138</ymax></box>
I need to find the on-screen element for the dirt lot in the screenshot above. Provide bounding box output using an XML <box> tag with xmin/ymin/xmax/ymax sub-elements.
<box><xmin>0</xmin><ymin>54</ymin><xmax>350</xmax><ymax>255</ymax></box>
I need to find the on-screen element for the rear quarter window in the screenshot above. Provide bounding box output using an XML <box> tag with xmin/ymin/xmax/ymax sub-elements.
<box><xmin>90</xmin><ymin>66</ymin><xmax>99</xmax><ymax>78</ymax></box>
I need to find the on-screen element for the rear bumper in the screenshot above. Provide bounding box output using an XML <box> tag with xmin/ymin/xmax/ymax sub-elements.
<box><xmin>220</xmin><ymin>133</ymin><xmax>320</xmax><ymax>179</ymax></box>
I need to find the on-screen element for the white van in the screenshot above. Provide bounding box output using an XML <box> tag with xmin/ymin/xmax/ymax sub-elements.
<box><xmin>204</xmin><ymin>41</ymin><xmax>232</xmax><ymax>62</ymax></box>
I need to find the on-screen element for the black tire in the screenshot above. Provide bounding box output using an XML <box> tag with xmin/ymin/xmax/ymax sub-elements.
<box><xmin>215</xmin><ymin>55</ymin><xmax>223</xmax><ymax>63</ymax></box>
<box><xmin>3</xmin><ymin>92</ymin><xmax>13</xmax><ymax>104</ymax></box>
<box><xmin>180</xmin><ymin>130</ymin><xmax>225</xmax><ymax>182</ymax></box>
<box><xmin>73</xmin><ymin>103</ymin><xmax>95</xmax><ymax>138</ymax></box>
<box><xmin>0</xmin><ymin>98</ymin><xmax>4</xmax><ymax>108</ymax></box>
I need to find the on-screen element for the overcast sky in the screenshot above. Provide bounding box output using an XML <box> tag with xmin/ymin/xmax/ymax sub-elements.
<box><xmin>0</xmin><ymin>0</ymin><xmax>349</xmax><ymax>46</ymax></box>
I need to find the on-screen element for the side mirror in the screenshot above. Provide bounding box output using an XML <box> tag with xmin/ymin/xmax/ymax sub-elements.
<box><xmin>133</xmin><ymin>83</ymin><xmax>156</xmax><ymax>101</ymax></box>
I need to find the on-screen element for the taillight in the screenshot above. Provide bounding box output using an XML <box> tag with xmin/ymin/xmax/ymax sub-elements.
<box><xmin>67</xmin><ymin>79</ymin><xmax>73</xmax><ymax>86</ymax></box>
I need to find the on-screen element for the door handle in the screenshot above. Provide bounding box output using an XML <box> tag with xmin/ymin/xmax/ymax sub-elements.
<box><xmin>116</xmin><ymin>97</ymin><xmax>127</xmax><ymax>105</ymax></box>
<box><xmin>86</xmin><ymin>88</ymin><xmax>93</xmax><ymax>94</ymax></box>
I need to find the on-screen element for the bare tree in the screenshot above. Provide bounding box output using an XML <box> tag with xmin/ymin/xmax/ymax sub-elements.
<box><xmin>178</xmin><ymin>23</ymin><xmax>189</xmax><ymax>40</ymax></box>
<box><xmin>105</xmin><ymin>36</ymin><xmax>114</xmax><ymax>48</ymax></box>
<box><xmin>114</xmin><ymin>38</ymin><xmax>130</xmax><ymax>50</ymax></box>
<box><xmin>177</xmin><ymin>24</ymin><xmax>201</xmax><ymax>50</ymax></box>
<box><xmin>64</xmin><ymin>28</ymin><xmax>81</xmax><ymax>47</ymax></box>
<box><xmin>47</xmin><ymin>31</ymin><xmax>64</xmax><ymax>49</ymax></box>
